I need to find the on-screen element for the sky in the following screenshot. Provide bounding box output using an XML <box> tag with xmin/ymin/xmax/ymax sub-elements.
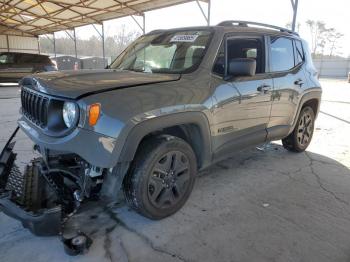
<box><xmin>71</xmin><ymin>0</ymin><xmax>350</xmax><ymax>57</ymax></box>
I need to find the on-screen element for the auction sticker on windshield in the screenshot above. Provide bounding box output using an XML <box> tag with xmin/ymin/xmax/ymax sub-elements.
<box><xmin>170</xmin><ymin>35</ymin><xmax>199</xmax><ymax>43</ymax></box>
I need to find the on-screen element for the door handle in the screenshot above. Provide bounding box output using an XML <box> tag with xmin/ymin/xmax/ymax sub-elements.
<box><xmin>257</xmin><ymin>84</ymin><xmax>271</xmax><ymax>93</ymax></box>
<box><xmin>294</xmin><ymin>79</ymin><xmax>304</xmax><ymax>86</ymax></box>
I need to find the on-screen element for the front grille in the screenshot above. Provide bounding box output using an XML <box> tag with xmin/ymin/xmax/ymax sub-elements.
<box><xmin>21</xmin><ymin>88</ymin><xmax>49</xmax><ymax>128</ymax></box>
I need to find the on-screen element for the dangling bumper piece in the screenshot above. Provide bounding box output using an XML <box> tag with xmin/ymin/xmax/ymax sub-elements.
<box><xmin>0</xmin><ymin>127</ymin><xmax>62</xmax><ymax>236</ymax></box>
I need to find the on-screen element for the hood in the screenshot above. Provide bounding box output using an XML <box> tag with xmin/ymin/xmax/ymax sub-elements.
<box><xmin>20</xmin><ymin>69</ymin><xmax>181</xmax><ymax>99</ymax></box>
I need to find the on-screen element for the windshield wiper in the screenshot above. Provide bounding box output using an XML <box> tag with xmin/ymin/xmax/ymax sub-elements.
<box><xmin>123</xmin><ymin>68</ymin><xmax>145</xmax><ymax>73</ymax></box>
<box><xmin>151</xmin><ymin>68</ymin><xmax>180</xmax><ymax>74</ymax></box>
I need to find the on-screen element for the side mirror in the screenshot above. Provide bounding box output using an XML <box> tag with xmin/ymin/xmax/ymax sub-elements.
<box><xmin>227</xmin><ymin>58</ymin><xmax>256</xmax><ymax>78</ymax></box>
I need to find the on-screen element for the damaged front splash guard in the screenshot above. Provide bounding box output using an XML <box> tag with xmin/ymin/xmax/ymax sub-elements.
<box><xmin>0</xmin><ymin>126</ymin><xmax>62</xmax><ymax>236</ymax></box>
<box><xmin>0</xmin><ymin>126</ymin><xmax>19</xmax><ymax>190</ymax></box>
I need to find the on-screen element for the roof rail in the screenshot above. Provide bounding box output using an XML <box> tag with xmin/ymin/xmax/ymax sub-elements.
<box><xmin>217</xmin><ymin>20</ymin><xmax>299</xmax><ymax>36</ymax></box>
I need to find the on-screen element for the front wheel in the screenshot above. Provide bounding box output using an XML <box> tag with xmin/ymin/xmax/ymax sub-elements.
<box><xmin>282</xmin><ymin>106</ymin><xmax>315</xmax><ymax>152</ymax></box>
<box><xmin>123</xmin><ymin>135</ymin><xmax>197</xmax><ymax>219</ymax></box>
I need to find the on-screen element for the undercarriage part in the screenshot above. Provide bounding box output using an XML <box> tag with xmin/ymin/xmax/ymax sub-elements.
<box><xmin>0</xmin><ymin>127</ymin><xmax>19</xmax><ymax>192</ymax></box>
<box><xmin>1</xmin><ymin>158</ymin><xmax>62</xmax><ymax>236</ymax></box>
<box><xmin>62</xmin><ymin>232</ymin><xmax>93</xmax><ymax>256</ymax></box>
<box><xmin>7</xmin><ymin>159</ymin><xmax>45</xmax><ymax>211</ymax></box>
<box><xmin>0</xmin><ymin>127</ymin><xmax>101</xmax><ymax>252</ymax></box>
<box><xmin>0</xmin><ymin>127</ymin><xmax>60</xmax><ymax>236</ymax></box>
<box><xmin>88</xmin><ymin>166</ymin><xmax>103</xmax><ymax>178</ymax></box>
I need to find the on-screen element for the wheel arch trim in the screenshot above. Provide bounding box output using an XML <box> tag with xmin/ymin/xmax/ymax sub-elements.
<box><xmin>112</xmin><ymin>111</ymin><xmax>213</xmax><ymax>169</ymax></box>
<box><xmin>289</xmin><ymin>89</ymin><xmax>321</xmax><ymax>134</ymax></box>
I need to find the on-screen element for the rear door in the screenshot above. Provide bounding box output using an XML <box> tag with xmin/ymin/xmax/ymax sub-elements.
<box><xmin>210</xmin><ymin>34</ymin><xmax>273</xmax><ymax>160</ymax></box>
<box><xmin>267</xmin><ymin>36</ymin><xmax>307</xmax><ymax>140</ymax></box>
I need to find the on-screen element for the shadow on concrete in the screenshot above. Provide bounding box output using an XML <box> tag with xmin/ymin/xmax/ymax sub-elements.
<box><xmin>1</xmin><ymin>144</ymin><xmax>350</xmax><ymax>261</ymax></box>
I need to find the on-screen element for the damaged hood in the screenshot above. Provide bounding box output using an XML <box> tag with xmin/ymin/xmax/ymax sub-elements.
<box><xmin>20</xmin><ymin>69</ymin><xmax>181</xmax><ymax>99</ymax></box>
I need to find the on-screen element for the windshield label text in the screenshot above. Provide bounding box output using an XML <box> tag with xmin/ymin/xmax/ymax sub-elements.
<box><xmin>170</xmin><ymin>35</ymin><xmax>199</xmax><ymax>43</ymax></box>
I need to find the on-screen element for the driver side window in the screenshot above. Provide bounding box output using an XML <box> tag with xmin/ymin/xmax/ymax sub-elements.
<box><xmin>212</xmin><ymin>37</ymin><xmax>265</xmax><ymax>76</ymax></box>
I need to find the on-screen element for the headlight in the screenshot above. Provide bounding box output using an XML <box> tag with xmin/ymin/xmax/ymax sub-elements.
<box><xmin>63</xmin><ymin>102</ymin><xmax>78</xmax><ymax>128</ymax></box>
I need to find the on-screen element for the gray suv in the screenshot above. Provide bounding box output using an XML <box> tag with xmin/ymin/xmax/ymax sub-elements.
<box><xmin>0</xmin><ymin>21</ymin><xmax>321</xmax><ymax>237</ymax></box>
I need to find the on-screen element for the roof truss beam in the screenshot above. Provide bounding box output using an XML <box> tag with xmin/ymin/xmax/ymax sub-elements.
<box><xmin>0</xmin><ymin>0</ymin><xmax>210</xmax><ymax>36</ymax></box>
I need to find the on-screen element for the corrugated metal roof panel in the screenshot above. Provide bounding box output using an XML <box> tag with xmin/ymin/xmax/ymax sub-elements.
<box><xmin>0</xmin><ymin>0</ymin><xmax>207</xmax><ymax>36</ymax></box>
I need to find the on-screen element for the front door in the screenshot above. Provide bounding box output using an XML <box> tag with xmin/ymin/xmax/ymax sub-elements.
<box><xmin>210</xmin><ymin>35</ymin><xmax>272</xmax><ymax>160</ymax></box>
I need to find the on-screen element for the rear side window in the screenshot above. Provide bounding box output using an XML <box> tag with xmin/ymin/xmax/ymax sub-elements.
<box><xmin>294</xmin><ymin>40</ymin><xmax>304</xmax><ymax>65</ymax></box>
<box><xmin>270</xmin><ymin>37</ymin><xmax>295</xmax><ymax>72</ymax></box>
<box><xmin>17</xmin><ymin>54</ymin><xmax>49</xmax><ymax>64</ymax></box>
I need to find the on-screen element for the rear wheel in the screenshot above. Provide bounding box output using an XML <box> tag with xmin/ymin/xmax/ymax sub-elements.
<box><xmin>123</xmin><ymin>135</ymin><xmax>197</xmax><ymax>219</ymax></box>
<box><xmin>282</xmin><ymin>106</ymin><xmax>315</xmax><ymax>152</ymax></box>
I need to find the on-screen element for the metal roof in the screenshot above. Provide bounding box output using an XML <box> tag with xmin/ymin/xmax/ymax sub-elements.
<box><xmin>0</xmin><ymin>0</ymin><xmax>208</xmax><ymax>36</ymax></box>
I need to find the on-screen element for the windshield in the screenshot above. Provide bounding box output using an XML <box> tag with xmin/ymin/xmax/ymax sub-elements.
<box><xmin>110</xmin><ymin>30</ymin><xmax>212</xmax><ymax>74</ymax></box>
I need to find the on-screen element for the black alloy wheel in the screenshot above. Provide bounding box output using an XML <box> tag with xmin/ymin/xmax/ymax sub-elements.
<box><xmin>282</xmin><ymin>106</ymin><xmax>315</xmax><ymax>152</ymax></box>
<box><xmin>124</xmin><ymin>135</ymin><xmax>197</xmax><ymax>219</ymax></box>
<box><xmin>147</xmin><ymin>150</ymin><xmax>191</xmax><ymax>209</ymax></box>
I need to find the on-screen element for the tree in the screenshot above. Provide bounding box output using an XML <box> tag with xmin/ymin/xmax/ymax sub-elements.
<box><xmin>327</xmin><ymin>28</ymin><xmax>344</xmax><ymax>57</ymax></box>
<box><xmin>39</xmin><ymin>25</ymin><xmax>140</xmax><ymax>59</ymax></box>
<box><xmin>306</xmin><ymin>20</ymin><xmax>327</xmax><ymax>55</ymax></box>
<box><xmin>305</xmin><ymin>20</ymin><xmax>343</xmax><ymax>57</ymax></box>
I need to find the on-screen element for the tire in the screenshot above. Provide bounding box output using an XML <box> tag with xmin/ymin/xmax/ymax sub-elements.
<box><xmin>123</xmin><ymin>135</ymin><xmax>197</xmax><ymax>219</ymax></box>
<box><xmin>282</xmin><ymin>106</ymin><xmax>315</xmax><ymax>152</ymax></box>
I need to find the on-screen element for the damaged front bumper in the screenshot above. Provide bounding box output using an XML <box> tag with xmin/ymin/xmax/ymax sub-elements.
<box><xmin>0</xmin><ymin>127</ymin><xmax>62</xmax><ymax>236</ymax></box>
<box><xmin>0</xmin><ymin>193</ymin><xmax>61</xmax><ymax>236</ymax></box>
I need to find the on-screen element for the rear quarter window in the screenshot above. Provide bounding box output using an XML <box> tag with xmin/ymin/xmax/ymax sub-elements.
<box><xmin>294</xmin><ymin>40</ymin><xmax>305</xmax><ymax>65</ymax></box>
<box><xmin>270</xmin><ymin>37</ymin><xmax>295</xmax><ymax>72</ymax></box>
<box><xmin>17</xmin><ymin>54</ymin><xmax>50</xmax><ymax>64</ymax></box>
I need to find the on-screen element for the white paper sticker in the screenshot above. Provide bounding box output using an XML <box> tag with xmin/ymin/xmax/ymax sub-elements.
<box><xmin>170</xmin><ymin>35</ymin><xmax>199</xmax><ymax>43</ymax></box>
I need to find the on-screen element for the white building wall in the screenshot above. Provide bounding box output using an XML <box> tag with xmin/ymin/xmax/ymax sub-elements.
<box><xmin>313</xmin><ymin>58</ymin><xmax>350</xmax><ymax>78</ymax></box>
<box><xmin>0</xmin><ymin>35</ymin><xmax>8</xmax><ymax>52</ymax></box>
<box><xmin>0</xmin><ymin>35</ymin><xmax>39</xmax><ymax>53</ymax></box>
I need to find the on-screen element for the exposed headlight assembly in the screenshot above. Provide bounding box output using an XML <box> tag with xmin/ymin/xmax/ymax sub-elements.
<box><xmin>63</xmin><ymin>102</ymin><xmax>78</xmax><ymax>128</ymax></box>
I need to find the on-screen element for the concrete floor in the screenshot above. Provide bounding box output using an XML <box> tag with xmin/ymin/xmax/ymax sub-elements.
<box><xmin>0</xmin><ymin>79</ymin><xmax>349</xmax><ymax>262</ymax></box>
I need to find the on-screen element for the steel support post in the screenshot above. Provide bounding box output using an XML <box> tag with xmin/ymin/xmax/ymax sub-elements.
<box><xmin>37</xmin><ymin>36</ymin><xmax>40</xmax><ymax>54</ymax></box>
<box><xmin>291</xmin><ymin>0</ymin><xmax>299</xmax><ymax>31</ymax></box>
<box><xmin>6</xmin><ymin>35</ymin><xmax>9</xmax><ymax>52</ymax></box>
<box><xmin>92</xmin><ymin>23</ymin><xmax>107</xmax><ymax>67</ymax></box>
<box><xmin>131</xmin><ymin>14</ymin><xmax>145</xmax><ymax>34</ymax></box>
<box><xmin>195</xmin><ymin>0</ymin><xmax>210</xmax><ymax>25</ymax></box>
<box><xmin>208</xmin><ymin>0</ymin><xmax>211</xmax><ymax>26</ymax></box>
<box><xmin>102</xmin><ymin>23</ymin><xmax>106</xmax><ymax>66</ymax></box>
<box><xmin>73</xmin><ymin>28</ymin><xmax>77</xmax><ymax>58</ymax></box>
<box><xmin>53</xmin><ymin>33</ymin><xmax>56</xmax><ymax>58</ymax></box>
